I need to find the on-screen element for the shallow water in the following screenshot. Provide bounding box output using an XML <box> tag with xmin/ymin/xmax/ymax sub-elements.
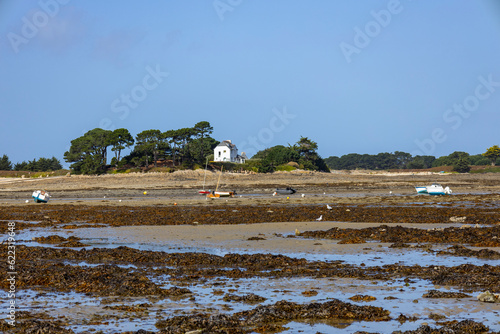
<box><xmin>3</xmin><ymin>275</ymin><xmax>499</xmax><ymax>333</ymax></box>
<box><xmin>5</xmin><ymin>222</ymin><xmax>500</xmax><ymax>333</ymax></box>
<box><xmin>13</xmin><ymin>225</ymin><xmax>500</xmax><ymax>268</ymax></box>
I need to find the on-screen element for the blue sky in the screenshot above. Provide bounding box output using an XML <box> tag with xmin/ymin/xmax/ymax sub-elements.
<box><xmin>1</xmin><ymin>0</ymin><xmax>500</xmax><ymax>166</ymax></box>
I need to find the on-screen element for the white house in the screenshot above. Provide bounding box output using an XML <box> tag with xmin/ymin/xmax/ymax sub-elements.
<box><xmin>214</xmin><ymin>140</ymin><xmax>247</xmax><ymax>163</ymax></box>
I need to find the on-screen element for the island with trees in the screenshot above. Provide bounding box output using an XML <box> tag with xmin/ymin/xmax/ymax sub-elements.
<box><xmin>0</xmin><ymin>120</ymin><xmax>499</xmax><ymax>176</ymax></box>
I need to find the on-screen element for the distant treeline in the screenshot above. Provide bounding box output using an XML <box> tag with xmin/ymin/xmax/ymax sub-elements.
<box><xmin>0</xmin><ymin>155</ymin><xmax>62</xmax><ymax>172</ymax></box>
<box><xmin>324</xmin><ymin>150</ymin><xmax>498</xmax><ymax>172</ymax></box>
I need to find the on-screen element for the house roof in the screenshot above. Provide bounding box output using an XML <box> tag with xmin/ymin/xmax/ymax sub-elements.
<box><xmin>216</xmin><ymin>140</ymin><xmax>236</xmax><ymax>149</ymax></box>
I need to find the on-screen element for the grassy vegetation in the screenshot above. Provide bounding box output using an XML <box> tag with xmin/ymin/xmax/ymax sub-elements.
<box><xmin>0</xmin><ymin>170</ymin><xmax>69</xmax><ymax>178</ymax></box>
<box><xmin>470</xmin><ymin>166</ymin><xmax>500</xmax><ymax>173</ymax></box>
<box><xmin>275</xmin><ymin>164</ymin><xmax>297</xmax><ymax>172</ymax></box>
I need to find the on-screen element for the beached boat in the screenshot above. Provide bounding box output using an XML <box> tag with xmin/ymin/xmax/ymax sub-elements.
<box><xmin>415</xmin><ymin>186</ymin><xmax>427</xmax><ymax>194</ymax></box>
<box><xmin>207</xmin><ymin>190</ymin><xmax>235</xmax><ymax>198</ymax></box>
<box><xmin>415</xmin><ymin>183</ymin><xmax>452</xmax><ymax>195</ymax></box>
<box><xmin>274</xmin><ymin>187</ymin><xmax>296</xmax><ymax>195</ymax></box>
<box><xmin>206</xmin><ymin>166</ymin><xmax>236</xmax><ymax>198</ymax></box>
<box><xmin>32</xmin><ymin>190</ymin><xmax>50</xmax><ymax>203</ymax></box>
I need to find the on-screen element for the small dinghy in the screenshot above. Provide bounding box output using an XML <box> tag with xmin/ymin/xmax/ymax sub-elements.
<box><xmin>32</xmin><ymin>190</ymin><xmax>50</xmax><ymax>203</ymax></box>
<box><xmin>415</xmin><ymin>183</ymin><xmax>451</xmax><ymax>195</ymax></box>
<box><xmin>274</xmin><ymin>187</ymin><xmax>296</xmax><ymax>195</ymax></box>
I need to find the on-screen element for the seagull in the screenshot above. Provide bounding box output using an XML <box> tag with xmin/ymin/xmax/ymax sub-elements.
<box><xmin>326</xmin><ymin>204</ymin><xmax>332</xmax><ymax>210</ymax></box>
<box><xmin>316</xmin><ymin>215</ymin><xmax>323</xmax><ymax>221</ymax></box>
<box><xmin>389</xmin><ymin>191</ymin><xmax>393</xmax><ymax>195</ymax></box>
<box><xmin>301</xmin><ymin>194</ymin><xmax>305</xmax><ymax>198</ymax></box>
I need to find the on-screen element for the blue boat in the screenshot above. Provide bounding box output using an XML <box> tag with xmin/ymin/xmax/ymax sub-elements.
<box><xmin>32</xmin><ymin>190</ymin><xmax>50</xmax><ymax>203</ymax></box>
<box><xmin>415</xmin><ymin>183</ymin><xmax>451</xmax><ymax>195</ymax></box>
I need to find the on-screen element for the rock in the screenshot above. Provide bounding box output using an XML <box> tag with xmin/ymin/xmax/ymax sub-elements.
<box><xmin>477</xmin><ymin>290</ymin><xmax>500</xmax><ymax>303</ymax></box>
<box><xmin>423</xmin><ymin>289</ymin><xmax>471</xmax><ymax>299</ymax></box>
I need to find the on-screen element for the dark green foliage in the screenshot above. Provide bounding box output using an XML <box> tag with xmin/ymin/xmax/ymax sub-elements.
<box><xmin>110</xmin><ymin>128</ymin><xmax>134</xmax><ymax>164</ymax></box>
<box><xmin>13</xmin><ymin>157</ymin><xmax>62</xmax><ymax>171</ymax></box>
<box><xmin>469</xmin><ymin>154</ymin><xmax>491</xmax><ymax>166</ymax></box>
<box><xmin>432</xmin><ymin>151</ymin><xmax>470</xmax><ymax>167</ymax></box>
<box><xmin>134</xmin><ymin>129</ymin><xmax>167</xmax><ymax>167</ymax></box>
<box><xmin>64</xmin><ymin>128</ymin><xmax>113</xmax><ymax>174</ymax></box>
<box><xmin>254</xmin><ymin>145</ymin><xmax>299</xmax><ymax>168</ymax></box>
<box><xmin>325</xmin><ymin>152</ymin><xmax>434</xmax><ymax>170</ymax></box>
<box><xmin>187</xmin><ymin>137</ymin><xmax>219</xmax><ymax>165</ymax></box>
<box><xmin>191</xmin><ymin>121</ymin><xmax>215</xmax><ymax>164</ymax></box>
<box><xmin>257</xmin><ymin>159</ymin><xmax>274</xmax><ymax>173</ymax></box>
<box><xmin>453</xmin><ymin>159</ymin><xmax>471</xmax><ymax>173</ymax></box>
<box><xmin>0</xmin><ymin>154</ymin><xmax>12</xmax><ymax>170</ymax></box>
<box><xmin>253</xmin><ymin>137</ymin><xmax>329</xmax><ymax>172</ymax></box>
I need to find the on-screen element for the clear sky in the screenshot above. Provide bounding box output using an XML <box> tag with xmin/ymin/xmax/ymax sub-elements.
<box><xmin>1</xmin><ymin>0</ymin><xmax>499</xmax><ymax>166</ymax></box>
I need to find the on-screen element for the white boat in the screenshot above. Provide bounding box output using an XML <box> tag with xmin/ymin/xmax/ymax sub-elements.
<box><xmin>32</xmin><ymin>190</ymin><xmax>50</xmax><ymax>203</ymax></box>
<box><xmin>207</xmin><ymin>190</ymin><xmax>235</xmax><ymax>198</ymax></box>
<box><xmin>415</xmin><ymin>183</ymin><xmax>451</xmax><ymax>195</ymax></box>
<box><xmin>415</xmin><ymin>186</ymin><xmax>427</xmax><ymax>194</ymax></box>
<box><xmin>206</xmin><ymin>166</ymin><xmax>236</xmax><ymax>198</ymax></box>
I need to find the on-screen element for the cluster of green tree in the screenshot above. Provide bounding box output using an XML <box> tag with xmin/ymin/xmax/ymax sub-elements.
<box><xmin>0</xmin><ymin>154</ymin><xmax>62</xmax><ymax>171</ymax></box>
<box><xmin>0</xmin><ymin>155</ymin><xmax>12</xmax><ymax>170</ymax></box>
<box><xmin>64</xmin><ymin>122</ymin><xmax>217</xmax><ymax>174</ymax></box>
<box><xmin>252</xmin><ymin>137</ymin><xmax>330</xmax><ymax>172</ymax></box>
<box><xmin>433</xmin><ymin>148</ymin><xmax>500</xmax><ymax>173</ymax></box>
<box><xmin>324</xmin><ymin>145</ymin><xmax>500</xmax><ymax>173</ymax></box>
<box><xmin>324</xmin><ymin>151</ymin><xmax>419</xmax><ymax>170</ymax></box>
<box><xmin>482</xmin><ymin>145</ymin><xmax>500</xmax><ymax>166</ymax></box>
<box><xmin>14</xmin><ymin>157</ymin><xmax>62</xmax><ymax>171</ymax></box>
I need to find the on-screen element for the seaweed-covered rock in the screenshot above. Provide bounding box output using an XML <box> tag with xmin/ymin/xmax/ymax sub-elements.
<box><xmin>223</xmin><ymin>293</ymin><xmax>266</xmax><ymax>303</ymax></box>
<box><xmin>423</xmin><ymin>290</ymin><xmax>471</xmax><ymax>299</ymax></box>
<box><xmin>396</xmin><ymin>319</ymin><xmax>489</xmax><ymax>333</ymax></box>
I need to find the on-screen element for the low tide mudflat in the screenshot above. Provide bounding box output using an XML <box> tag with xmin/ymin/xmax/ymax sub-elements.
<box><xmin>0</xmin><ymin>171</ymin><xmax>499</xmax><ymax>333</ymax></box>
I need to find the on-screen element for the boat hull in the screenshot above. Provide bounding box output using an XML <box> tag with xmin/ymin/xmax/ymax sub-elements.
<box><xmin>415</xmin><ymin>186</ymin><xmax>427</xmax><ymax>194</ymax></box>
<box><xmin>275</xmin><ymin>188</ymin><xmax>296</xmax><ymax>195</ymax></box>
<box><xmin>415</xmin><ymin>184</ymin><xmax>451</xmax><ymax>195</ymax></box>
<box><xmin>207</xmin><ymin>191</ymin><xmax>235</xmax><ymax>198</ymax></box>
<box><xmin>32</xmin><ymin>190</ymin><xmax>50</xmax><ymax>203</ymax></box>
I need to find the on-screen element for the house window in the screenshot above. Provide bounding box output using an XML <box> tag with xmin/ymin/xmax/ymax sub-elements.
<box><xmin>218</xmin><ymin>151</ymin><xmax>221</xmax><ymax>157</ymax></box>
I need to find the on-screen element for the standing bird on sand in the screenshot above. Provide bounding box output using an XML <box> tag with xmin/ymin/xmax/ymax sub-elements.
<box><xmin>326</xmin><ymin>204</ymin><xmax>332</xmax><ymax>210</ymax></box>
<box><xmin>316</xmin><ymin>215</ymin><xmax>323</xmax><ymax>221</ymax></box>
